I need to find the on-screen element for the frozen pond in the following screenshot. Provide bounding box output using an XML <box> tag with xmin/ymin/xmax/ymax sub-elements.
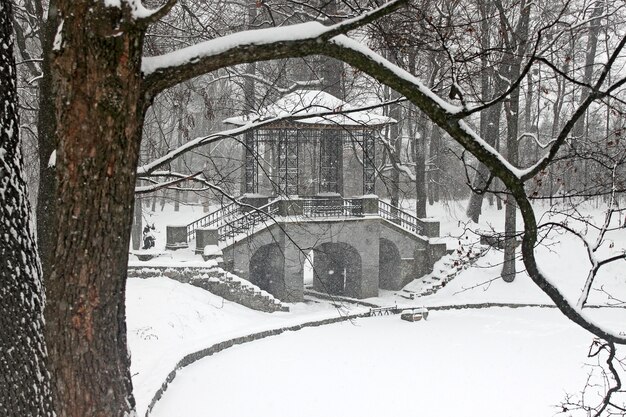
<box><xmin>150</xmin><ymin>308</ymin><xmax>619</xmax><ymax>417</ymax></box>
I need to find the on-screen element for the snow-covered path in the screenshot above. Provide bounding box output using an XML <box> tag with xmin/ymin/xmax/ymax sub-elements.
<box><xmin>149</xmin><ymin>307</ymin><xmax>626</xmax><ymax>417</ymax></box>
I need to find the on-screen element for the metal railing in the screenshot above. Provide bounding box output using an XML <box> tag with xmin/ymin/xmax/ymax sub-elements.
<box><xmin>301</xmin><ymin>197</ymin><xmax>363</xmax><ymax>217</ymax></box>
<box><xmin>378</xmin><ymin>200</ymin><xmax>425</xmax><ymax>236</ymax></box>
<box><xmin>186</xmin><ymin>201</ymin><xmax>240</xmax><ymax>240</ymax></box>
<box><xmin>188</xmin><ymin>196</ymin><xmax>425</xmax><ymax>244</ymax></box>
<box><xmin>218</xmin><ymin>199</ymin><xmax>280</xmax><ymax>241</ymax></box>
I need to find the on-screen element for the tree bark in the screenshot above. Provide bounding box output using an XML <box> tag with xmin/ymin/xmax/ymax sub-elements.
<box><xmin>465</xmin><ymin>0</ymin><xmax>494</xmax><ymax>222</ymax></box>
<box><xmin>0</xmin><ymin>1</ymin><xmax>54</xmax><ymax>414</ymax></box>
<box><xmin>500</xmin><ymin>0</ymin><xmax>531</xmax><ymax>283</ymax></box>
<box><xmin>428</xmin><ymin>125</ymin><xmax>441</xmax><ymax>205</ymax></box>
<box><xmin>46</xmin><ymin>2</ymin><xmax>145</xmax><ymax>415</ymax></box>
<box><xmin>388</xmin><ymin>98</ymin><xmax>402</xmax><ymax>207</ymax></box>
<box><xmin>131</xmin><ymin>196</ymin><xmax>142</xmax><ymax>250</ymax></box>
<box><xmin>414</xmin><ymin>110</ymin><xmax>427</xmax><ymax>218</ymax></box>
<box><xmin>36</xmin><ymin>1</ymin><xmax>59</xmax><ymax>281</ymax></box>
<box><xmin>467</xmin><ymin>101</ymin><xmax>502</xmax><ymax>221</ymax></box>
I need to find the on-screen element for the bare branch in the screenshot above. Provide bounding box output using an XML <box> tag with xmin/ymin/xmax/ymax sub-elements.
<box><xmin>141</xmin><ymin>0</ymin><xmax>408</xmax><ymax>97</ymax></box>
<box><xmin>134</xmin><ymin>0</ymin><xmax>178</xmax><ymax>27</ymax></box>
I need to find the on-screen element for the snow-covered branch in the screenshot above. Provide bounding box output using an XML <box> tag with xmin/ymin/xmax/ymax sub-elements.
<box><xmin>134</xmin><ymin>0</ymin><xmax>177</xmax><ymax>25</ymax></box>
<box><xmin>137</xmin><ymin>98</ymin><xmax>401</xmax><ymax>176</ymax></box>
<box><xmin>135</xmin><ymin>170</ymin><xmax>203</xmax><ymax>194</ymax></box>
<box><xmin>141</xmin><ymin>0</ymin><xmax>408</xmax><ymax>96</ymax></box>
<box><xmin>221</xmin><ymin>69</ymin><xmax>325</xmax><ymax>95</ymax></box>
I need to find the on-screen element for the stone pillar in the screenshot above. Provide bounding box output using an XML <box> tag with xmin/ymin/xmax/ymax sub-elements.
<box><xmin>277</xmin><ymin>198</ymin><xmax>303</xmax><ymax>216</ymax></box>
<box><xmin>357</xmin><ymin>222</ymin><xmax>380</xmax><ymax>299</ymax></box>
<box><xmin>165</xmin><ymin>225</ymin><xmax>188</xmax><ymax>250</ymax></box>
<box><xmin>399</xmin><ymin>258</ymin><xmax>416</xmax><ymax>288</ymax></box>
<box><xmin>240</xmin><ymin>194</ymin><xmax>270</xmax><ymax>212</ymax></box>
<box><xmin>421</xmin><ymin>219</ymin><xmax>440</xmax><ymax>238</ymax></box>
<box><xmin>195</xmin><ymin>227</ymin><xmax>219</xmax><ymax>255</ymax></box>
<box><xmin>361</xmin><ymin>195</ymin><xmax>379</xmax><ymax>215</ymax></box>
<box><xmin>428</xmin><ymin>242</ymin><xmax>448</xmax><ymax>269</ymax></box>
<box><xmin>414</xmin><ymin>242</ymin><xmax>430</xmax><ymax>276</ymax></box>
<box><xmin>282</xmin><ymin>242</ymin><xmax>304</xmax><ymax>302</ymax></box>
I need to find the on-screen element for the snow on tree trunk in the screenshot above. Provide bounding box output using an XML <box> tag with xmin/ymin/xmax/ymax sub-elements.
<box><xmin>36</xmin><ymin>4</ymin><xmax>60</xmax><ymax>282</ymax></box>
<box><xmin>0</xmin><ymin>0</ymin><xmax>54</xmax><ymax>414</ymax></box>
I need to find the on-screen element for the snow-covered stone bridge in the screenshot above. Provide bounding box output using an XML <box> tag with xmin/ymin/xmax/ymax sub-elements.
<box><xmin>169</xmin><ymin>195</ymin><xmax>447</xmax><ymax>302</ymax></box>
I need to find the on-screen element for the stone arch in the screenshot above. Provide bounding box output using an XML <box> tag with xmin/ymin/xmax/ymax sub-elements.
<box><xmin>379</xmin><ymin>238</ymin><xmax>401</xmax><ymax>290</ymax></box>
<box><xmin>312</xmin><ymin>242</ymin><xmax>362</xmax><ymax>298</ymax></box>
<box><xmin>249</xmin><ymin>243</ymin><xmax>285</xmax><ymax>297</ymax></box>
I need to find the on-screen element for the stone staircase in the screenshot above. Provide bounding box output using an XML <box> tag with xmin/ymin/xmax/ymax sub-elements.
<box><xmin>399</xmin><ymin>243</ymin><xmax>489</xmax><ymax>299</ymax></box>
<box><xmin>127</xmin><ymin>266</ymin><xmax>289</xmax><ymax>313</ymax></box>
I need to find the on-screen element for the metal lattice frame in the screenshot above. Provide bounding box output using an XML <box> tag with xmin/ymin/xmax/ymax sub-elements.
<box><xmin>277</xmin><ymin>128</ymin><xmax>299</xmax><ymax>195</ymax></box>
<box><xmin>319</xmin><ymin>129</ymin><xmax>341</xmax><ymax>193</ymax></box>
<box><xmin>245</xmin><ymin>124</ymin><xmax>379</xmax><ymax>197</ymax></box>
<box><xmin>244</xmin><ymin>130</ymin><xmax>257</xmax><ymax>194</ymax></box>
<box><xmin>363</xmin><ymin>130</ymin><xmax>376</xmax><ymax>194</ymax></box>
<box><xmin>255</xmin><ymin>129</ymin><xmax>275</xmax><ymax>193</ymax></box>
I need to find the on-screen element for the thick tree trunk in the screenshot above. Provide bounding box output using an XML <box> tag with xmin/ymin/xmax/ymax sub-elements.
<box><xmin>502</xmin><ymin>96</ymin><xmax>519</xmax><ymax>282</ymax></box>
<box><xmin>571</xmin><ymin>2</ymin><xmax>604</xmax><ymax>192</ymax></box>
<box><xmin>501</xmin><ymin>0</ymin><xmax>531</xmax><ymax>283</ymax></box>
<box><xmin>36</xmin><ymin>2</ymin><xmax>59</xmax><ymax>281</ymax></box>
<box><xmin>465</xmin><ymin>0</ymin><xmax>493</xmax><ymax>222</ymax></box>
<box><xmin>466</xmin><ymin>102</ymin><xmax>502</xmax><ymax>221</ymax></box>
<box><xmin>0</xmin><ymin>1</ymin><xmax>54</xmax><ymax>414</ymax></box>
<box><xmin>132</xmin><ymin>197</ymin><xmax>142</xmax><ymax>251</ymax></box>
<box><xmin>46</xmin><ymin>3</ymin><xmax>145</xmax><ymax>416</ymax></box>
<box><xmin>428</xmin><ymin>125</ymin><xmax>441</xmax><ymax>205</ymax></box>
<box><xmin>414</xmin><ymin>110</ymin><xmax>427</xmax><ymax>218</ymax></box>
<box><xmin>387</xmin><ymin>89</ymin><xmax>402</xmax><ymax>207</ymax></box>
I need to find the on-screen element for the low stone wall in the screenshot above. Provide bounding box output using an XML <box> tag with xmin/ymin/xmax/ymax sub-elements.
<box><xmin>143</xmin><ymin>312</ymin><xmax>368</xmax><ymax>417</ymax></box>
<box><xmin>127</xmin><ymin>266</ymin><xmax>288</xmax><ymax>313</ymax></box>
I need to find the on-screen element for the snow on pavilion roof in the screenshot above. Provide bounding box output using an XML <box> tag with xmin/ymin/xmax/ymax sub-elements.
<box><xmin>223</xmin><ymin>89</ymin><xmax>395</xmax><ymax>128</ymax></box>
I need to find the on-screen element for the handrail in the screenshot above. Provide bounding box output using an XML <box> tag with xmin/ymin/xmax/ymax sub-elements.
<box><xmin>218</xmin><ymin>199</ymin><xmax>280</xmax><ymax>241</ymax></box>
<box><xmin>186</xmin><ymin>201</ymin><xmax>240</xmax><ymax>240</ymax></box>
<box><xmin>189</xmin><ymin>196</ymin><xmax>426</xmax><ymax>244</ymax></box>
<box><xmin>301</xmin><ymin>197</ymin><xmax>363</xmax><ymax>217</ymax></box>
<box><xmin>378</xmin><ymin>200</ymin><xmax>425</xmax><ymax>236</ymax></box>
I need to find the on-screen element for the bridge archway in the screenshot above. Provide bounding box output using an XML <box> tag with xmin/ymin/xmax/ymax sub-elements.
<box><xmin>312</xmin><ymin>242</ymin><xmax>362</xmax><ymax>298</ymax></box>
<box><xmin>249</xmin><ymin>243</ymin><xmax>285</xmax><ymax>297</ymax></box>
<box><xmin>379</xmin><ymin>238</ymin><xmax>401</xmax><ymax>290</ymax></box>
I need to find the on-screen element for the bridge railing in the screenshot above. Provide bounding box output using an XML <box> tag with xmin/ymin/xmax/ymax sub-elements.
<box><xmin>378</xmin><ymin>200</ymin><xmax>425</xmax><ymax>236</ymax></box>
<box><xmin>301</xmin><ymin>197</ymin><xmax>363</xmax><ymax>217</ymax></box>
<box><xmin>218</xmin><ymin>199</ymin><xmax>280</xmax><ymax>241</ymax></box>
<box><xmin>187</xmin><ymin>196</ymin><xmax>428</xmax><ymax>244</ymax></box>
<box><xmin>186</xmin><ymin>201</ymin><xmax>240</xmax><ymax>240</ymax></box>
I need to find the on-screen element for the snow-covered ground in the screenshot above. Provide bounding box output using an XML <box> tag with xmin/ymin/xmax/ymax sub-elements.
<box><xmin>149</xmin><ymin>308</ymin><xmax>619</xmax><ymax>417</ymax></box>
<box><xmin>126</xmin><ymin>278</ymin><xmax>367</xmax><ymax>414</ymax></box>
<box><xmin>127</xmin><ymin>200</ymin><xmax>626</xmax><ymax>417</ymax></box>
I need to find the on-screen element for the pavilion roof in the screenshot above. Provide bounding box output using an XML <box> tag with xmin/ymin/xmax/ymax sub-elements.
<box><xmin>223</xmin><ymin>89</ymin><xmax>395</xmax><ymax>128</ymax></box>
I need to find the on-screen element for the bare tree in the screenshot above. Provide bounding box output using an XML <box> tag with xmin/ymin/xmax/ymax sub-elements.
<box><xmin>5</xmin><ymin>0</ymin><xmax>626</xmax><ymax>415</ymax></box>
<box><xmin>0</xmin><ymin>0</ymin><xmax>53</xmax><ymax>414</ymax></box>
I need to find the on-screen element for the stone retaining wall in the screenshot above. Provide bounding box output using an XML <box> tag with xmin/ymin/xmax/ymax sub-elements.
<box><xmin>127</xmin><ymin>266</ymin><xmax>288</xmax><ymax>313</ymax></box>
